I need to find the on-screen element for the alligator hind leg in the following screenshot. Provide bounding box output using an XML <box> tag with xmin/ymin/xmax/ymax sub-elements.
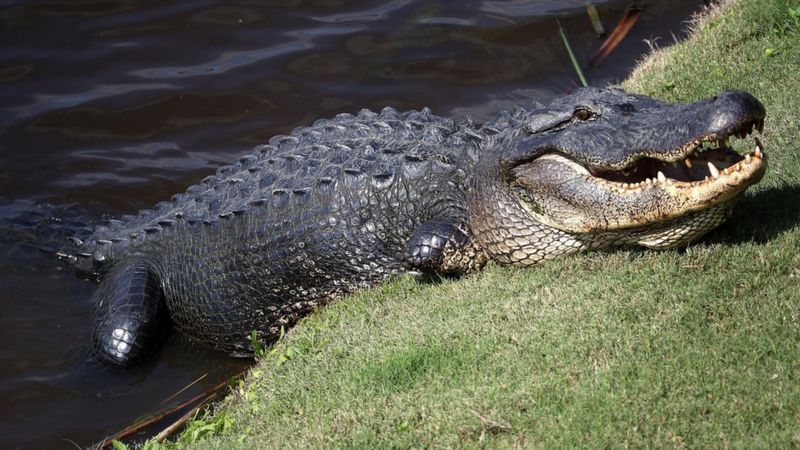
<box><xmin>407</xmin><ymin>219</ymin><xmax>487</xmax><ymax>275</ymax></box>
<box><xmin>91</xmin><ymin>258</ymin><xmax>169</xmax><ymax>366</ymax></box>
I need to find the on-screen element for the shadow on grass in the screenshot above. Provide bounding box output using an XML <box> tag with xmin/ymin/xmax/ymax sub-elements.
<box><xmin>709</xmin><ymin>183</ymin><xmax>800</xmax><ymax>245</ymax></box>
<box><xmin>415</xmin><ymin>271</ymin><xmax>459</xmax><ymax>285</ymax></box>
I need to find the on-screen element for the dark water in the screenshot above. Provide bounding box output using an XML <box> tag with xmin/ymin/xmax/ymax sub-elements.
<box><xmin>0</xmin><ymin>1</ymin><xmax>706</xmax><ymax>448</ymax></box>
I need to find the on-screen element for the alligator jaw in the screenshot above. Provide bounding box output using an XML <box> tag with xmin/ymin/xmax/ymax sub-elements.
<box><xmin>586</xmin><ymin>134</ymin><xmax>766</xmax><ymax>193</ymax></box>
<box><xmin>510</xmin><ymin>123</ymin><xmax>767</xmax><ymax>234</ymax></box>
<box><xmin>588</xmin><ymin>116</ymin><xmax>766</xmax><ymax>180</ymax></box>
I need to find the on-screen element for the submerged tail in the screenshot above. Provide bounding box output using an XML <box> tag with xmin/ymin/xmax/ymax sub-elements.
<box><xmin>0</xmin><ymin>200</ymin><xmax>119</xmax><ymax>277</ymax></box>
<box><xmin>0</xmin><ymin>200</ymin><xmax>90</xmax><ymax>255</ymax></box>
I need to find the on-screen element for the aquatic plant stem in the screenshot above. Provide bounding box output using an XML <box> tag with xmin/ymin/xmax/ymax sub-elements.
<box><xmin>557</xmin><ymin>20</ymin><xmax>589</xmax><ymax>87</ymax></box>
<box><xmin>95</xmin><ymin>367</ymin><xmax>248</xmax><ymax>448</ymax></box>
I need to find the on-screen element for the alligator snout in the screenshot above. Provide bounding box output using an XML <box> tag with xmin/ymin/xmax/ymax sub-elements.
<box><xmin>704</xmin><ymin>90</ymin><xmax>766</xmax><ymax>136</ymax></box>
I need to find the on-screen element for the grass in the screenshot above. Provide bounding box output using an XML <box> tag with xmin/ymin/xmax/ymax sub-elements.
<box><xmin>141</xmin><ymin>0</ymin><xmax>800</xmax><ymax>448</ymax></box>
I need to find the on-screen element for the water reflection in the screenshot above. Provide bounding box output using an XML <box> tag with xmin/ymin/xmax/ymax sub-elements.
<box><xmin>480</xmin><ymin>0</ymin><xmax>620</xmax><ymax>16</ymax></box>
<box><xmin>131</xmin><ymin>41</ymin><xmax>314</xmax><ymax>79</ymax></box>
<box><xmin>11</xmin><ymin>83</ymin><xmax>176</xmax><ymax>122</ymax></box>
<box><xmin>189</xmin><ymin>6</ymin><xmax>262</xmax><ymax>25</ymax></box>
<box><xmin>31</xmin><ymin>91</ymin><xmax>275</xmax><ymax>138</ymax></box>
<box><xmin>310</xmin><ymin>0</ymin><xmax>413</xmax><ymax>23</ymax></box>
<box><xmin>0</xmin><ymin>63</ymin><xmax>34</xmax><ymax>82</ymax></box>
<box><xmin>1</xmin><ymin>1</ymin><xmax>138</xmax><ymax>19</ymax></box>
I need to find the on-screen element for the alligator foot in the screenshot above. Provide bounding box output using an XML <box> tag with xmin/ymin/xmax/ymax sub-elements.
<box><xmin>91</xmin><ymin>258</ymin><xmax>169</xmax><ymax>366</ymax></box>
<box><xmin>408</xmin><ymin>219</ymin><xmax>483</xmax><ymax>275</ymax></box>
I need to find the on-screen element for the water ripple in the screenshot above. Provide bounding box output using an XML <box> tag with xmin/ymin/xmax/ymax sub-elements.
<box><xmin>310</xmin><ymin>0</ymin><xmax>413</xmax><ymax>24</ymax></box>
<box><xmin>129</xmin><ymin>23</ymin><xmax>366</xmax><ymax>80</ymax></box>
<box><xmin>11</xmin><ymin>83</ymin><xmax>176</xmax><ymax>121</ymax></box>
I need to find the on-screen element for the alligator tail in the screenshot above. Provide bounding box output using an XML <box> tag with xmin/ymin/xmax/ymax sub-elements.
<box><xmin>0</xmin><ymin>200</ymin><xmax>92</xmax><ymax>262</ymax></box>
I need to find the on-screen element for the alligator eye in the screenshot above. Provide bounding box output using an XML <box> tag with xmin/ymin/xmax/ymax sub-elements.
<box><xmin>572</xmin><ymin>107</ymin><xmax>595</xmax><ymax>121</ymax></box>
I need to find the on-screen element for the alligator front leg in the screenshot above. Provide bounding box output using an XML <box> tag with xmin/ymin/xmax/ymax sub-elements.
<box><xmin>91</xmin><ymin>257</ymin><xmax>169</xmax><ymax>366</ymax></box>
<box><xmin>407</xmin><ymin>219</ymin><xmax>487</xmax><ymax>275</ymax></box>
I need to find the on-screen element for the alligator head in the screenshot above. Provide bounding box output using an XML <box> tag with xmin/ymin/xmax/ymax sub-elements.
<box><xmin>470</xmin><ymin>87</ymin><xmax>767</xmax><ymax>265</ymax></box>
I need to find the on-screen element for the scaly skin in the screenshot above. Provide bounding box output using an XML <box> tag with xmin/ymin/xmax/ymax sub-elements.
<box><xmin>60</xmin><ymin>88</ymin><xmax>767</xmax><ymax>366</ymax></box>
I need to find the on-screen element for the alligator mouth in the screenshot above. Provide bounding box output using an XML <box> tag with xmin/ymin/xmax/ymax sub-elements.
<box><xmin>510</xmin><ymin>117</ymin><xmax>767</xmax><ymax>235</ymax></box>
<box><xmin>584</xmin><ymin>118</ymin><xmax>766</xmax><ymax>189</ymax></box>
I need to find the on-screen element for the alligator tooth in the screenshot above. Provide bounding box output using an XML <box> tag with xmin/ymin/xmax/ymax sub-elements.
<box><xmin>745</xmin><ymin>154</ymin><xmax>752</xmax><ymax>164</ymax></box>
<box><xmin>707</xmin><ymin>162</ymin><xmax>720</xmax><ymax>178</ymax></box>
<box><xmin>754</xmin><ymin>136</ymin><xmax>764</xmax><ymax>157</ymax></box>
<box><xmin>685</xmin><ymin>158</ymin><xmax>693</xmax><ymax>169</ymax></box>
<box><xmin>657</xmin><ymin>171</ymin><xmax>667</xmax><ymax>183</ymax></box>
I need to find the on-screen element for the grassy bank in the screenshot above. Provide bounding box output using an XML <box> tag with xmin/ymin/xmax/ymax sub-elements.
<box><xmin>150</xmin><ymin>0</ymin><xmax>800</xmax><ymax>447</ymax></box>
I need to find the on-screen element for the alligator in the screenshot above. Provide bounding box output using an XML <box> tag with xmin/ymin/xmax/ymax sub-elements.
<box><xmin>59</xmin><ymin>87</ymin><xmax>767</xmax><ymax>366</ymax></box>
